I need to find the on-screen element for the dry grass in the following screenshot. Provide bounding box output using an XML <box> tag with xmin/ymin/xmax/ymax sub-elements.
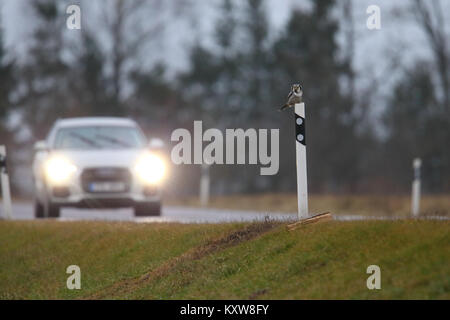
<box><xmin>167</xmin><ymin>193</ymin><xmax>450</xmax><ymax>217</ymax></box>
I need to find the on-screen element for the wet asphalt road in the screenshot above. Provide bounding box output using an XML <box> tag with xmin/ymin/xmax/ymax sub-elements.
<box><xmin>1</xmin><ymin>202</ymin><xmax>448</xmax><ymax>223</ymax></box>
<box><xmin>2</xmin><ymin>202</ymin><xmax>296</xmax><ymax>223</ymax></box>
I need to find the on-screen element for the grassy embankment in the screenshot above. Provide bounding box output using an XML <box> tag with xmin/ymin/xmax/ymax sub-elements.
<box><xmin>1</xmin><ymin>219</ymin><xmax>448</xmax><ymax>299</ymax></box>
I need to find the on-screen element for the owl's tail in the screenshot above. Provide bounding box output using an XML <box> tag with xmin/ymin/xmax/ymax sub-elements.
<box><xmin>279</xmin><ymin>104</ymin><xmax>289</xmax><ymax>111</ymax></box>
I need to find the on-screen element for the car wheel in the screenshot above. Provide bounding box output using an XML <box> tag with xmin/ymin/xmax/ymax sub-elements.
<box><xmin>34</xmin><ymin>200</ymin><xmax>45</xmax><ymax>218</ymax></box>
<box><xmin>48</xmin><ymin>203</ymin><xmax>60</xmax><ymax>218</ymax></box>
<box><xmin>43</xmin><ymin>201</ymin><xmax>60</xmax><ymax>218</ymax></box>
<box><xmin>134</xmin><ymin>202</ymin><xmax>161</xmax><ymax>217</ymax></box>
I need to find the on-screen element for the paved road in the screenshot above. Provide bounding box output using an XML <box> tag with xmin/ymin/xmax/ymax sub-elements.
<box><xmin>1</xmin><ymin>203</ymin><xmax>448</xmax><ymax>223</ymax></box>
<box><xmin>2</xmin><ymin>203</ymin><xmax>296</xmax><ymax>223</ymax></box>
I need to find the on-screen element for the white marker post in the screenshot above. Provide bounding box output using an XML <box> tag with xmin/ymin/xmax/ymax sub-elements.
<box><xmin>295</xmin><ymin>103</ymin><xmax>309</xmax><ymax>219</ymax></box>
<box><xmin>411</xmin><ymin>158</ymin><xmax>421</xmax><ymax>217</ymax></box>
<box><xmin>0</xmin><ymin>145</ymin><xmax>12</xmax><ymax>219</ymax></box>
<box><xmin>199</xmin><ymin>163</ymin><xmax>210</xmax><ymax>207</ymax></box>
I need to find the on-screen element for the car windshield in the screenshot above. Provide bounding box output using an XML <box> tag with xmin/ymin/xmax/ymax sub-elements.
<box><xmin>53</xmin><ymin>126</ymin><xmax>146</xmax><ymax>150</ymax></box>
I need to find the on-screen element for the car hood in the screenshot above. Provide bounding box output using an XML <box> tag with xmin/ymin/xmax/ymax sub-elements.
<box><xmin>50</xmin><ymin>149</ymin><xmax>147</xmax><ymax>169</ymax></box>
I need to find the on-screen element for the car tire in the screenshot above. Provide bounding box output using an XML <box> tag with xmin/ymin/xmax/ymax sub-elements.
<box><xmin>47</xmin><ymin>203</ymin><xmax>60</xmax><ymax>218</ymax></box>
<box><xmin>134</xmin><ymin>202</ymin><xmax>161</xmax><ymax>217</ymax></box>
<box><xmin>34</xmin><ymin>200</ymin><xmax>45</xmax><ymax>218</ymax></box>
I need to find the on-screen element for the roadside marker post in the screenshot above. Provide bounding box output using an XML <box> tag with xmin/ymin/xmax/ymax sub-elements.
<box><xmin>0</xmin><ymin>145</ymin><xmax>13</xmax><ymax>219</ymax></box>
<box><xmin>200</xmin><ymin>163</ymin><xmax>211</xmax><ymax>207</ymax></box>
<box><xmin>287</xmin><ymin>102</ymin><xmax>332</xmax><ymax>231</ymax></box>
<box><xmin>411</xmin><ymin>158</ymin><xmax>421</xmax><ymax>217</ymax></box>
<box><xmin>295</xmin><ymin>103</ymin><xmax>309</xmax><ymax>219</ymax></box>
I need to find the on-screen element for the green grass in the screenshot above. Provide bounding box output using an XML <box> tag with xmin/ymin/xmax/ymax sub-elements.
<box><xmin>0</xmin><ymin>220</ymin><xmax>448</xmax><ymax>299</ymax></box>
<box><xmin>0</xmin><ymin>221</ymin><xmax>241</xmax><ymax>299</ymax></box>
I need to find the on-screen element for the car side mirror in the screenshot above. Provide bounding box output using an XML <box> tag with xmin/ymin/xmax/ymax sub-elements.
<box><xmin>148</xmin><ymin>138</ymin><xmax>164</xmax><ymax>149</ymax></box>
<box><xmin>34</xmin><ymin>140</ymin><xmax>48</xmax><ymax>152</ymax></box>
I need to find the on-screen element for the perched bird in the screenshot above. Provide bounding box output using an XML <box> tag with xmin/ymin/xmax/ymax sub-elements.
<box><xmin>279</xmin><ymin>84</ymin><xmax>303</xmax><ymax>111</ymax></box>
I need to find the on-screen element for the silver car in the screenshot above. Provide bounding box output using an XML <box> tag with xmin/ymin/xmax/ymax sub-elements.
<box><xmin>32</xmin><ymin>117</ymin><xmax>166</xmax><ymax>218</ymax></box>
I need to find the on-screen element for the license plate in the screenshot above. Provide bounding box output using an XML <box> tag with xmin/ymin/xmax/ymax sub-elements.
<box><xmin>89</xmin><ymin>182</ymin><xmax>125</xmax><ymax>192</ymax></box>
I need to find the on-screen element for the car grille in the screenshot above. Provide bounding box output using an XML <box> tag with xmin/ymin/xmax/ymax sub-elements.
<box><xmin>80</xmin><ymin>167</ymin><xmax>132</xmax><ymax>193</ymax></box>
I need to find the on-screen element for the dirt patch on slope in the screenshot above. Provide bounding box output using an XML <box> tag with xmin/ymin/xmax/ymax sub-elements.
<box><xmin>87</xmin><ymin>221</ymin><xmax>279</xmax><ymax>299</ymax></box>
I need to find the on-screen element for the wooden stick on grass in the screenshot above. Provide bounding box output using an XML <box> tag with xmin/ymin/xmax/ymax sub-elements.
<box><xmin>287</xmin><ymin>212</ymin><xmax>332</xmax><ymax>231</ymax></box>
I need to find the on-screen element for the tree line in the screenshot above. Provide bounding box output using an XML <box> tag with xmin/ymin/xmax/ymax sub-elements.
<box><xmin>0</xmin><ymin>0</ymin><xmax>449</xmax><ymax>196</ymax></box>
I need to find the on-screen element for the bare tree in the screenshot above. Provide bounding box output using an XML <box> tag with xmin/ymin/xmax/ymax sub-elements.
<box><xmin>97</xmin><ymin>0</ymin><xmax>165</xmax><ymax>108</ymax></box>
<box><xmin>341</xmin><ymin>0</ymin><xmax>355</xmax><ymax>100</ymax></box>
<box><xmin>412</xmin><ymin>0</ymin><xmax>449</xmax><ymax>111</ymax></box>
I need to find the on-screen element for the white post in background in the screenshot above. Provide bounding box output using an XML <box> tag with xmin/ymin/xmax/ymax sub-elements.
<box><xmin>411</xmin><ymin>158</ymin><xmax>422</xmax><ymax>217</ymax></box>
<box><xmin>200</xmin><ymin>163</ymin><xmax>211</xmax><ymax>207</ymax></box>
<box><xmin>295</xmin><ymin>103</ymin><xmax>309</xmax><ymax>219</ymax></box>
<box><xmin>0</xmin><ymin>145</ymin><xmax>13</xmax><ymax>219</ymax></box>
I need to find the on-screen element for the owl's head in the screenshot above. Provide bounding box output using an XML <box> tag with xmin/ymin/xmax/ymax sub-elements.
<box><xmin>292</xmin><ymin>83</ymin><xmax>303</xmax><ymax>93</ymax></box>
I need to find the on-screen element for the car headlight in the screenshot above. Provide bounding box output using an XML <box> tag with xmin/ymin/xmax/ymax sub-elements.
<box><xmin>134</xmin><ymin>153</ymin><xmax>166</xmax><ymax>184</ymax></box>
<box><xmin>44</xmin><ymin>156</ymin><xmax>77</xmax><ymax>185</ymax></box>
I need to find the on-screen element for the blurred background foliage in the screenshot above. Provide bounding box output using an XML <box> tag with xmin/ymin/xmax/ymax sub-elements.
<box><xmin>0</xmin><ymin>0</ymin><xmax>449</xmax><ymax>197</ymax></box>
